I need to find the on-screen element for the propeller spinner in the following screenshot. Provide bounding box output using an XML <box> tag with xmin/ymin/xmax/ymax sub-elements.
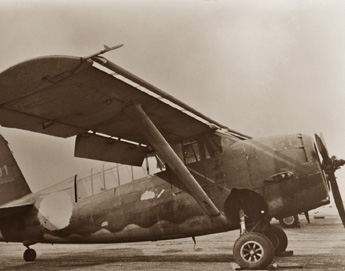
<box><xmin>315</xmin><ymin>133</ymin><xmax>345</xmax><ymax>227</ymax></box>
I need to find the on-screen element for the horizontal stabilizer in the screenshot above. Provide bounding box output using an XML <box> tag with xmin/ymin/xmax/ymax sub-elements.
<box><xmin>75</xmin><ymin>133</ymin><xmax>150</xmax><ymax>166</ymax></box>
<box><xmin>0</xmin><ymin>195</ymin><xmax>34</xmax><ymax>218</ymax></box>
<box><xmin>0</xmin><ymin>204</ymin><xmax>33</xmax><ymax>218</ymax></box>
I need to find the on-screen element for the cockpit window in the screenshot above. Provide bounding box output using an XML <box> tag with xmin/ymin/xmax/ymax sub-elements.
<box><xmin>172</xmin><ymin>133</ymin><xmax>224</xmax><ymax>165</ymax></box>
<box><xmin>183</xmin><ymin>141</ymin><xmax>201</xmax><ymax>164</ymax></box>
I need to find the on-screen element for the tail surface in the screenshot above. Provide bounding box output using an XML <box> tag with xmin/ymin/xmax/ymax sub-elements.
<box><xmin>0</xmin><ymin>134</ymin><xmax>31</xmax><ymax>205</ymax></box>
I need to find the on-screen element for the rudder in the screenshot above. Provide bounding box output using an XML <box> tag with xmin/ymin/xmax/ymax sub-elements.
<box><xmin>0</xmin><ymin>134</ymin><xmax>31</xmax><ymax>205</ymax></box>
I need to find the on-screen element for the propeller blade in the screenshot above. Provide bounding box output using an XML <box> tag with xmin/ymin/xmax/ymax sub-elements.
<box><xmin>315</xmin><ymin>133</ymin><xmax>331</xmax><ymax>163</ymax></box>
<box><xmin>328</xmin><ymin>172</ymin><xmax>345</xmax><ymax>227</ymax></box>
<box><xmin>315</xmin><ymin>133</ymin><xmax>345</xmax><ymax>227</ymax></box>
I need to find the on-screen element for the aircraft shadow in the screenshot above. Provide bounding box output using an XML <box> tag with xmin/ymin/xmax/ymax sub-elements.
<box><xmin>0</xmin><ymin>248</ymin><xmax>234</xmax><ymax>271</ymax></box>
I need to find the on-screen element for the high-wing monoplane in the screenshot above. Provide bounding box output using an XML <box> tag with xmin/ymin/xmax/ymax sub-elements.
<box><xmin>0</xmin><ymin>46</ymin><xmax>344</xmax><ymax>269</ymax></box>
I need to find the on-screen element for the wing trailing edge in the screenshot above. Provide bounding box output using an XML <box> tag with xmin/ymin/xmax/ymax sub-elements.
<box><xmin>75</xmin><ymin>132</ymin><xmax>150</xmax><ymax>166</ymax></box>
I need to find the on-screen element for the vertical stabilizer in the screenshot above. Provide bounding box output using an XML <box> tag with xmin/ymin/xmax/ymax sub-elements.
<box><xmin>0</xmin><ymin>134</ymin><xmax>31</xmax><ymax>205</ymax></box>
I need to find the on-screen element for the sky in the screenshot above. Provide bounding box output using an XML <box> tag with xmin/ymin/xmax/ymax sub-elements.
<box><xmin>0</xmin><ymin>0</ymin><xmax>345</xmax><ymax>202</ymax></box>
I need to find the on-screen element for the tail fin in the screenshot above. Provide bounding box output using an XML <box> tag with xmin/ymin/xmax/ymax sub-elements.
<box><xmin>0</xmin><ymin>134</ymin><xmax>31</xmax><ymax>205</ymax></box>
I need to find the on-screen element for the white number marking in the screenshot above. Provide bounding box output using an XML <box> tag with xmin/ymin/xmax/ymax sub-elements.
<box><xmin>0</xmin><ymin>165</ymin><xmax>9</xmax><ymax>177</ymax></box>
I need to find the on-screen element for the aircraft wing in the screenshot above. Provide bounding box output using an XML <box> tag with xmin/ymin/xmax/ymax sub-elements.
<box><xmin>0</xmin><ymin>53</ymin><xmax>250</xmax><ymax>222</ymax></box>
<box><xmin>0</xmin><ymin>55</ymin><xmax>248</xmax><ymax>166</ymax></box>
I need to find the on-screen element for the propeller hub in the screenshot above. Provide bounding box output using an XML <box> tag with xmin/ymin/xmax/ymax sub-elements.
<box><xmin>330</xmin><ymin>156</ymin><xmax>345</xmax><ymax>170</ymax></box>
<box><xmin>323</xmin><ymin>156</ymin><xmax>345</xmax><ymax>174</ymax></box>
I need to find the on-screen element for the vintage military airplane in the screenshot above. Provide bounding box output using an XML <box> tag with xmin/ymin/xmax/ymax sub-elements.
<box><xmin>0</xmin><ymin>45</ymin><xmax>344</xmax><ymax>269</ymax></box>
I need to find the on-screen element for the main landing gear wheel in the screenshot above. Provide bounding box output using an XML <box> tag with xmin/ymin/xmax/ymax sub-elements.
<box><xmin>23</xmin><ymin>248</ymin><xmax>36</xmax><ymax>262</ymax></box>
<box><xmin>263</xmin><ymin>230</ymin><xmax>279</xmax><ymax>252</ymax></box>
<box><xmin>279</xmin><ymin>215</ymin><xmax>299</xmax><ymax>228</ymax></box>
<box><xmin>233</xmin><ymin>232</ymin><xmax>274</xmax><ymax>270</ymax></box>
<box><xmin>266</xmin><ymin>225</ymin><xmax>288</xmax><ymax>253</ymax></box>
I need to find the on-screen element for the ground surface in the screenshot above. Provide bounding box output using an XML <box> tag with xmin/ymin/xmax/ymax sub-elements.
<box><xmin>0</xmin><ymin>206</ymin><xmax>344</xmax><ymax>271</ymax></box>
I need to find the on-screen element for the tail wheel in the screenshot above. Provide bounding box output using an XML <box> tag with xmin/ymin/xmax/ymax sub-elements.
<box><xmin>279</xmin><ymin>215</ymin><xmax>299</xmax><ymax>228</ymax></box>
<box><xmin>23</xmin><ymin>248</ymin><xmax>36</xmax><ymax>262</ymax></box>
<box><xmin>233</xmin><ymin>232</ymin><xmax>274</xmax><ymax>270</ymax></box>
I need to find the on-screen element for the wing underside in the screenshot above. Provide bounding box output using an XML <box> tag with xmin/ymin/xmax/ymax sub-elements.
<box><xmin>0</xmin><ymin>54</ymin><xmax>250</xmax><ymax>222</ymax></box>
<box><xmin>0</xmin><ymin>55</ymin><xmax>248</xmax><ymax>165</ymax></box>
<box><xmin>0</xmin><ymin>56</ymin><xmax>209</xmax><ymax>140</ymax></box>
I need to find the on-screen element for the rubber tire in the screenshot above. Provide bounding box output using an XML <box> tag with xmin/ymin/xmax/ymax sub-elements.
<box><xmin>24</xmin><ymin>248</ymin><xmax>36</xmax><ymax>262</ymax></box>
<box><xmin>233</xmin><ymin>232</ymin><xmax>274</xmax><ymax>270</ymax></box>
<box><xmin>268</xmin><ymin>225</ymin><xmax>288</xmax><ymax>253</ymax></box>
<box><xmin>264</xmin><ymin>230</ymin><xmax>279</xmax><ymax>252</ymax></box>
<box><xmin>279</xmin><ymin>215</ymin><xmax>299</xmax><ymax>228</ymax></box>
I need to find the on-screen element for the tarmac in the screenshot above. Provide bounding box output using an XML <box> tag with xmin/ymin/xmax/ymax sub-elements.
<box><xmin>0</xmin><ymin>205</ymin><xmax>344</xmax><ymax>271</ymax></box>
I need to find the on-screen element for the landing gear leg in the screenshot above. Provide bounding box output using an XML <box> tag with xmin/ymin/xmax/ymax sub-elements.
<box><xmin>239</xmin><ymin>209</ymin><xmax>247</xmax><ymax>235</ymax></box>
<box><xmin>23</xmin><ymin>246</ymin><xmax>36</xmax><ymax>262</ymax></box>
<box><xmin>233</xmin><ymin>209</ymin><xmax>274</xmax><ymax>269</ymax></box>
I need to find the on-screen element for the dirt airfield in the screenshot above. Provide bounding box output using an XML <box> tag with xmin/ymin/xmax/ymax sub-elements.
<box><xmin>0</xmin><ymin>205</ymin><xmax>344</xmax><ymax>271</ymax></box>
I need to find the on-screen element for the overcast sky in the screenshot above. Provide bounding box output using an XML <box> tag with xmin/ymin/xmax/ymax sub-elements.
<box><xmin>1</xmin><ymin>0</ymin><xmax>345</xmax><ymax>199</ymax></box>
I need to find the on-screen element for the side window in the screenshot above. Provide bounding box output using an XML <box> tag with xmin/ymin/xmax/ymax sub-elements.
<box><xmin>205</xmin><ymin>134</ymin><xmax>223</xmax><ymax>156</ymax></box>
<box><xmin>147</xmin><ymin>154</ymin><xmax>166</xmax><ymax>175</ymax></box>
<box><xmin>183</xmin><ymin>141</ymin><xmax>201</xmax><ymax>164</ymax></box>
<box><xmin>104</xmin><ymin>166</ymin><xmax>119</xmax><ymax>190</ymax></box>
<box><xmin>74</xmin><ymin>152</ymin><xmax>171</xmax><ymax>202</ymax></box>
<box><xmin>118</xmin><ymin>165</ymin><xmax>132</xmax><ymax>185</ymax></box>
<box><xmin>132</xmin><ymin>166</ymin><xmax>147</xmax><ymax>180</ymax></box>
<box><xmin>172</xmin><ymin>137</ymin><xmax>212</xmax><ymax>164</ymax></box>
<box><xmin>92</xmin><ymin>171</ymin><xmax>105</xmax><ymax>195</ymax></box>
<box><xmin>76</xmin><ymin>176</ymin><xmax>93</xmax><ymax>201</ymax></box>
<box><xmin>200</xmin><ymin>137</ymin><xmax>211</xmax><ymax>160</ymax></box>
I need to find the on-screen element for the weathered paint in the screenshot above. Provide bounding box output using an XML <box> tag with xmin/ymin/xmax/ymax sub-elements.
<box><xmin>157</xmin><ymin>189</ymin><xmax>165</xmax><ymax>198</ymax></box>
<box><xmin>38</xmin><ymin>192</ymin><xmax>73</xmax><ymax>231</ymax></box>
<box><xmin>0</xmin><ymin>133</ymin><xmax>330</xmax><ymax>248</ymax></box>
<box><xmin>101</xmin><ymin>221</ymin><xmax>108</xmax><ymax>227</ymax></box>
<box><xmin>140</xmin><ymin>191</ymin><xmax>155</xmax><ymax>201</ymax></box>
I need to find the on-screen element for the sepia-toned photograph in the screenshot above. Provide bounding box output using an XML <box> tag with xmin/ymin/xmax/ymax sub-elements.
<box><xmin>0</xmin><ymin>1</ymin><xmax>344</xmax><ymax>270</ymax></box>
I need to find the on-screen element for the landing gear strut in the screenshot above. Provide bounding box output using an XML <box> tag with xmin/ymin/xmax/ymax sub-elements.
<box><xmin>23</xmin><ymin>247</ymin><xmax>36</xmax><ymax>262</ymax></box>
<box><xmin>233</xmin><ymin>209</ymin><xmax>275</xmax><ymax>269</ymax></box>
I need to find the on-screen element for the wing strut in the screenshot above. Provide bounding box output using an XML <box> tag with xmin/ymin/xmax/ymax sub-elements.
<box><xmin>124</xmin><ymin>104</ymin><xmax>227</xmax><ymax>225</ymax></box>
<box><xmin>92</xmin><ymin>56</ymin><xmax>251</xmax><ymax>140</ymax></box>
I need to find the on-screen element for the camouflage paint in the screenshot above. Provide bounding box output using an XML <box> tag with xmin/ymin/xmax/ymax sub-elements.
<box><xmin>0</xmin><ymin>133</ymin><xmax>329</xmax><ymax>246</ymax></box>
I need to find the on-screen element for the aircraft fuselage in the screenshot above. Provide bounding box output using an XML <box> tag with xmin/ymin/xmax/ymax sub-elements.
<box><xmin>0</xmin><ymin>133</ymin><xmax>330</xmax><ymax>246</ymax></box>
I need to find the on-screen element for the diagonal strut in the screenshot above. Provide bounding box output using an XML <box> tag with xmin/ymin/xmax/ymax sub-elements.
<box><xmin>124</xmin><ymin>104</ymin><xmax>227</xmax><ymax>225</ymax></box>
